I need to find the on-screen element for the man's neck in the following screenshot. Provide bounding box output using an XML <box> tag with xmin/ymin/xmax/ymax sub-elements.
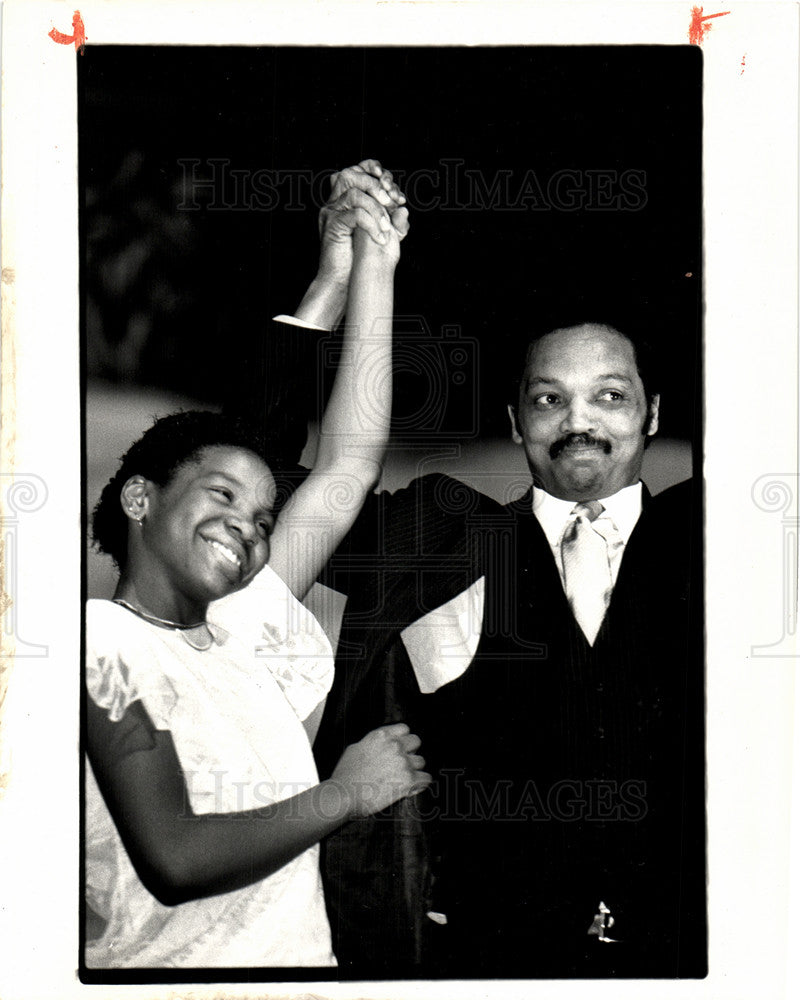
<box><xmin>532</xmin><ymin>481</ymin><xmax>644</xmax><ymax>549</ymax></box>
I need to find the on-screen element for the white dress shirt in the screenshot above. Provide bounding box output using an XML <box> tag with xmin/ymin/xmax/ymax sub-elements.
<box><xmin>399</xmin><ymin>482</ymin><xmax>644</xmax><ymax>694</ymax></box>
<box><xmin>531</xmin><ymin>482</ymin><xmax>644</xmax><ymax>591</ymax></box>
<box><xmin>273</xmin><ymin>313</ymin><xmax>330</xmax><ymax>331</ymax></box>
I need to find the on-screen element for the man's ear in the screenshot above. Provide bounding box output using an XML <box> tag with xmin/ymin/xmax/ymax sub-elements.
<box><xmin>645</xmin><ymin>394</ymin><xmax>660</xmax><ymax>437</ymax></box>
<box><xmin>120</xmin><ymin>476</ymin><xmax>151</xmax><ymax>525</ymax></box>
<box><xmin>507</xmin><ymin>404</ymin><xmax>524</xmax><ymax>445</ymax></box>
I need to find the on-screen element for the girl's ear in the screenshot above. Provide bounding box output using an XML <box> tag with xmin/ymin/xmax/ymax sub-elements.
<box><xmin>120</xmin><ymin>476</ymin><xmax>151</xmax><ymax>526</ymax></box>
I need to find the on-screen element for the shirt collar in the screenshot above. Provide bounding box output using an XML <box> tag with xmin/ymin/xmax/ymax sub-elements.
<box><xmin>532</xmin><ymin>481</ymin><xmax>643</xmax><ymax>548</ymax></box>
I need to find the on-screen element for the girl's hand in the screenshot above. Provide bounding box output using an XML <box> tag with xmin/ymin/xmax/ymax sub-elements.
<box><xmin>352</xmin><ymin>202</ymin><xmax>409</xmax><ymax>269</ymax></box>
<box><xmin>329</xmin><ymin>723</ymin><xmax>431</xmax><ymax>818</ymax></box>
<box><xmin>318</xmin><ymin>159</ymin><xmax>408</xmax><ymax>283</ymax></box>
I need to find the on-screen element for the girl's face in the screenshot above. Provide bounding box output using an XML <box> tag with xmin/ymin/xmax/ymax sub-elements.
<box><xmin>135</xmin><ymin>445</ymin><xmax>277</xmax><ymax>614</ymax></box>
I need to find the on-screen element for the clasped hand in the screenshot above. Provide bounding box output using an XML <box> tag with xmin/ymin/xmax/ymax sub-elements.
<box><xmin>318</xmin><ymin>158</ymin><xmax>410</xmax><ymax>281</ymax></box>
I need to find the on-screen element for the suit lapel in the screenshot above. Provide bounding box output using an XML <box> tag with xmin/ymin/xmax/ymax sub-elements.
<box><xmin>602</xmin><ymin>483</ymin><xmax>652</xmax><ymax>623</ymax></box>
<box><xmin>488</xmin><ymin>488</ymin><xmax>577</xmax><ymax>651</ymax></box>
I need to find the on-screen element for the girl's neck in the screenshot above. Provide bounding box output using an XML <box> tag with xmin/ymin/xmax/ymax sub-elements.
<box><xmin>114</xmin><ymin>576</ymin><xmax>208</xmax><ymax>628</ymax></box>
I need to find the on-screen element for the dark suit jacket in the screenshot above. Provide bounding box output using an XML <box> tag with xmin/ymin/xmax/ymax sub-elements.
<box><xmin>314</xmin><ymin>474</ymin><xmax>706</xmax><ymax>979</ymax></box>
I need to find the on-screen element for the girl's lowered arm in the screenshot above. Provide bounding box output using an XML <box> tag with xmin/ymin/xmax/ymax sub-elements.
<box><xmin>87</xmin><ymin>695</ymin><xmax>427</xmax><ymax>906</ymax></box>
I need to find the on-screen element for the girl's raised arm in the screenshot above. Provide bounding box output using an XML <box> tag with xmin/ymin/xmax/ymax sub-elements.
<box><xmin>268</xmin><ymin>161</ymin><xmax>408</xmax><ymax>599</ymax></box>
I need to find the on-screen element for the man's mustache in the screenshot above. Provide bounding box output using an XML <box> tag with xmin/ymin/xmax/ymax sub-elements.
<box><xmin>549</xmin><ymin>433</ymin><xmax>612</xmax><ymax>460</ymax></box>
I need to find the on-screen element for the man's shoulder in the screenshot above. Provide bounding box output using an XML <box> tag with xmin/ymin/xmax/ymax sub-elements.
<box><xmin>646</xmin><ymin>477</ymin><xmax>698</xmax><ymax>520</ymax></box>
<box><xmin>380</xmin><ymin>472</ymin><xmax>505</xmax><ymax>520</ymax></box>
<box><xmin>335</xmin><ymin>473</ymin><xmax>503</xmax><ymax>565</ymax></box>
<box><xmin>636</xmin><ymin>477</ymin><xmax>699</xmax><ymax>567</ymax></box>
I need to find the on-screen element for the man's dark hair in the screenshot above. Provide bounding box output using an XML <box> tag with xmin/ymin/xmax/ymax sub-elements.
<box><xmin>507</xmin><ymin>293</ymin><xmax>663</xmax><ymax>405</ymax></box>
<box><xmin>512</xmin><ymin>320</ymin><xmax>660</xmax><ymax>404</ymax></box>
<box><xmin>92</xmin><ymin>410</ymin><xmax>286</xmax><ymax>570</ymax></box>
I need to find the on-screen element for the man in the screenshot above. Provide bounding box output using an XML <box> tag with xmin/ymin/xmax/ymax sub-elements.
<box><xmin>314</xmin><ymin>315</ymin><xmax>706</xmax><ymax>978</ymax></box>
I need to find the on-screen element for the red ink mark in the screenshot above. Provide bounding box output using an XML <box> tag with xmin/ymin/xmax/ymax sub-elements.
<box><xmin>688</xmin><ymin>6</ymin><xmax>730</xmax><ymax>46</ymax></box>
<box><xmin>740</xmin><ymin>53</ymin><xmax>746</xmax><ymax>75</ymax></box>
<box><xmin>48</xmin><ymin>11</ymin><xmax>86</xmax><ymax>54</ymax></box>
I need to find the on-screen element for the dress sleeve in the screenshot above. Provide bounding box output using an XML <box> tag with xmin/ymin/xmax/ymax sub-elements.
<box><xmin>222</xmin><ymin>318</ymin><xmax>321</xmax><ymax>470</ymax></box>
<box><xmin>85</xmin><ymin>602</ymin><xmax>178</xmax><ymax>729</ymax></box>
<box><xmin>209</xmin><ymin>563</ymin><xmax>335</xmax><ymax>722</ymax></box>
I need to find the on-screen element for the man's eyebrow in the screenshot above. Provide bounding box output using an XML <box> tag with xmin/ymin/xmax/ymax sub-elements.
<box><xmin>594</xmin><ymin>373</ymin><xmax>633</xmax><ymax>383</ymax></box>
<box><xmin>523</xmin><ymin>376</ymin><xmax>561</xmax><ymax>387</ymax></box>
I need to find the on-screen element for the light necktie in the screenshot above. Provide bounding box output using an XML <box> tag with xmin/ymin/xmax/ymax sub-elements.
<box><xmin>560</xmin><ymin>500</ymin><xmax>613</xmax><ymax>646</ymax></box>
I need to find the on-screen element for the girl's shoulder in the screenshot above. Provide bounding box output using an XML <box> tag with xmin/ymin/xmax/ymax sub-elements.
<box><xmin>86</xmin><ymin>598</ymin><xmax>153</xmax><ymax>659</ymax></box>
<box><xmin>86</xmin><ymin>596</ymin><xmax>136</xmax><ymax>630</ymax></box>
<box><xmin>85</xmin><ymin>599</ymin><xmax>179</xmax><ymax>726</ymax></box>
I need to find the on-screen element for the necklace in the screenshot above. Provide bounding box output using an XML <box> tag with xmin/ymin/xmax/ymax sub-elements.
<box><xmin>112</xmin><ymin>599</ymin><xmax>215</xmax><ymax>651</ymax></box>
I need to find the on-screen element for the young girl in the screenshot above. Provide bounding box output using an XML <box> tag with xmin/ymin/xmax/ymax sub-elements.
<box><xmin>85</xmin><ymin>161</ymin><xmax>426</xmax><ymax>968</ymax></box>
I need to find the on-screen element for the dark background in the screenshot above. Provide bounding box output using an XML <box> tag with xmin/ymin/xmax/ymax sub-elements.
<box><xmin>79</xmin><ymin>45</ymin><xmax>702</xmax><ymax>445</ymax></box>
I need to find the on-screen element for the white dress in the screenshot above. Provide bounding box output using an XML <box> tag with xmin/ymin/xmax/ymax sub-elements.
<box><xmin>85</xmin><ymin>564</ymin><xmax>336</xmax><ymax>968</ymax></box>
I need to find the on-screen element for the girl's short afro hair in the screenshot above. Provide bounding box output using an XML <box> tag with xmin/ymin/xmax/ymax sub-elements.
<box><xmin>92</xmin><ymin>410</ymin><xmax>288</xmax><ymax>570</ymax></box>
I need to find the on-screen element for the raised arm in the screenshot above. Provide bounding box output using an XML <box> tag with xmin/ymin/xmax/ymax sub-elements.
<box><xmin>269</xmin><ymin>161</ymin><xmax>409</xmax><ymax>599</ymax></box>
<box><xmin>290</xmin><ymin>159</ymin><xmax>405</xmax><ymax>330</ymax></box>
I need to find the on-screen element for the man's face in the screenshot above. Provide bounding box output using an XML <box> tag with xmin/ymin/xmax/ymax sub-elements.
<box><xmin>509</xmin><ymin>324</ymin><xmax>659</xmax><ymax>501</ymax></box>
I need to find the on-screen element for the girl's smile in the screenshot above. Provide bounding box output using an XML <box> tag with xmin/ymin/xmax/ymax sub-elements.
<box><xmin>119</xmin><ymin>445</ymin><xmax>277</xmax><ymax>623</ymax></box>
